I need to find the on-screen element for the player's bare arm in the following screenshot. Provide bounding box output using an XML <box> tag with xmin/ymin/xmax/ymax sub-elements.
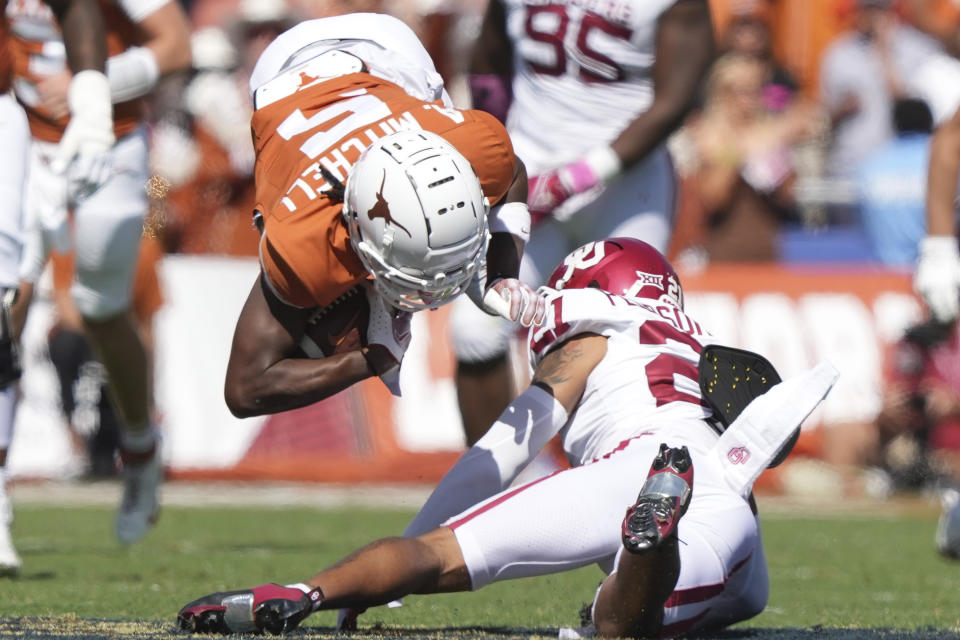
<box><xmin>610</xmin><ymin>0</ymin><xmax>715</xmax><ymax>167</ymax></box>
<box><xmin>915</xmin><ymin>104</ymin><xmax>960</xmax><ymax>322</ymax></box>
<box><xmin>482</xmin><ymin>156</ymin><xmax>547</xmax><ymax>326</ymax></box>
<box><xmin>223</xmin><ymin>276</ymin><xmax>376</xmax><ymax>418</ymax></box>
<box><xmin>532</xmin><ymin>333</ymin><xmax>607</xmax><ymax>414</ymax></box>
<box><xmin>927</xmin><ymin>105</ymin><xmax>960</xmax><ymax>237</ymax></box>
<box><xmin>467</xmin><ymin>0</ymin><xmax>513</xmax><ymax>122</ymax></box>
<box><xmin>484</xmin><ymin>158</ymin><xmax>529</xmax><ymax>282</ymax></box>
<box><xmin>42</xmin><ymin>0</ymin><xmax>107</xmax><ymax>71</ymax></box>
<box><xmin>132</xmin><ymin>1</ymin><xmax>192</xmax><ymax>76</ymax></box>
<box><xmin>469</xmin><ymin>0</ymin><xmax>512</xmax><ymax>77</ymax></box>
<box><xmin>36</xmin><ymin>0</ymin><xmax>190</xmax><ymax>115</ymax></box>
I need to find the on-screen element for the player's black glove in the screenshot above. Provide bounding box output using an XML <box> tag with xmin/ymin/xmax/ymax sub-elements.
<box><xmin>177</xmin><ymin>583</ymin><xmax>323</xmax><ymax>635</ymax></box>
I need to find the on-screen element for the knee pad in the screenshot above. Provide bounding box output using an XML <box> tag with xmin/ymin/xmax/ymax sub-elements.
<box><xmin>449</xmin><ymin>295</ymin><xmax>513</xmax><ymax>364</ymax></box>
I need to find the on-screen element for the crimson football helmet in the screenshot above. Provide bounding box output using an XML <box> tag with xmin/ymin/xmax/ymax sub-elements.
<box><xmin>546</xmin><ymin>238</ymin><xmax>683</xmax><ymax>309</ymax></box>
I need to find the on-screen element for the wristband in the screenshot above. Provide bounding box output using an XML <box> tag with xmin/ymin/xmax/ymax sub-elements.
<box><xmin>107</xmin><ymin>46</ymin><xmax>160</xmax><ymax>103</ymax></box>
<box><xmin>919</xmin><ymin>235</ymin><xmax>960</xmax><ymax>259</ymax></box>
<box><xmin>583</xmin><ymin>146</ymin><xmax>622</xmax><ymax>183</ymax></box>
<box><xmin>68</xmin><ymin>70</ymin><xmax>112</xmax><ymax>120</ymax></box>
<box><xmin>488</xmin><ymin>201</ymin><xmax>531</xmax><ymax>244</ymax></box>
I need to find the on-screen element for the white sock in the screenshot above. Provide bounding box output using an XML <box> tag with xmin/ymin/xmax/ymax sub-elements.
<box><xmin>0</xmin><ymin>467</ymin><xmax>10</xmax><ymax>527</ymax></box>
<box><xmin>0</xmin><ymin>386</ymin><xmax>16</xmax><ymax>450</ymax></box>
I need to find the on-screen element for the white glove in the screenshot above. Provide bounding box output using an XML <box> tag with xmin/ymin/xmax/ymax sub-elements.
<box><xmin>482</xmin><ymin>277</ymin><xmax>547</xmax><ymax>327</ymax></box>
<box><xmin>914</xmin><ymin>235</ymin><xmax>960</xmax><ymax>323</ymax></box>
<box><xmin>54</xmin><ymin>70</ymin><xmax>115</xmax><ymax>203</ymax></box>
<box><xmin>364</xmin><ymin>285</ymin><xmax>412</xmax><ymax>395</ymax></box>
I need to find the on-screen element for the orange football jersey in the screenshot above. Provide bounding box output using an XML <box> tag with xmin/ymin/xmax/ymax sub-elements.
<box><xmin>6</xmin><ymin>0</ymin><xmax>144</xmax><ymax>142</ymax></box>
<box><xmin>252</xmin><ymin>72</ymin><xmax>516</xmax><ymax>309</ymax></box>
<box><xmin>0</xmin><ymin>4</ymin><xmax>11</xmax><ymax>93</ymax></box>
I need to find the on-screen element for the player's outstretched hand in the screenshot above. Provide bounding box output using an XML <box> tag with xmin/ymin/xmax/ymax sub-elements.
<box><xmin>914</xmin><ymin>236</ymin><xmax>960</xmax><ymax>323</ymax></box>
<box><xmin>483</xmin><ymin>278</ymin><xmax>547</xmax><ymax>327</ymax></box>
<box><xmin>177</xmin><ymin>583</ymin><xmax>323</xmax><ymax>635</ymax></box>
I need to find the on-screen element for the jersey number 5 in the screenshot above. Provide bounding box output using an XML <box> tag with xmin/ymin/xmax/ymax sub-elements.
<box><xmin>640</xmin><ymin>321</ymin><xmax>705</xmax><ymax>408</ymax></box>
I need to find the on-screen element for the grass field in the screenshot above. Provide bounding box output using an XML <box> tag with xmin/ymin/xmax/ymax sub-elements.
<box><xmin>0</xmin><ymin>484</ymin><xmax>959</xmax><ymax>639</ymax></box>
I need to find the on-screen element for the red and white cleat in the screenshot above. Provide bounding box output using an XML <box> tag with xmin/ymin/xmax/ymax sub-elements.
<box><xmin>177</xmin><ymin>583</ymin><xmax>323</xmax><ymax>635</ymax></box>
<box><xmin>622</xmin><ymin>443</ymin><xmax>693</xmax><ymax>554</ymax></box>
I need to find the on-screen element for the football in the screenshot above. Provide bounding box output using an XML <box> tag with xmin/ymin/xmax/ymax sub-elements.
<box><xmin>299</xmin><ymin>286</ymin><xmax>370</xmax><ymax>358</ymax></box>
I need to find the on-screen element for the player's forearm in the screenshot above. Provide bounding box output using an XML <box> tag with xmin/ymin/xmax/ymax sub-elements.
<box><xmin>484</xmin><ymin>161</ymin><xmax>529</xmax><ymax>273</ymax></box>
<box><xmin>138</xmin><ymin>2</ymin><xmax>192</xmax><ymax>76</ymax></box>
<box><xmin>611</xmin><ymin>0</ymin><xmax>714</xmax><ymax>168</ymax></box>
<box><xmin>484</xmin><ymin>232</ymin><xmax>522</xmax><ymax>284</ymax></box>
<box><xmin>926</xmin><ymin>120</ymin><xmax>960</xmax><ymax>236</ymax></box>
<box><xmin>468</xmin><ymin>0</ymin><xmax>512</xmax><ymax>77</ymax></box>
<box><xmin>45</xmin><ymin>0</ymin><xmax>107</xmax><ymax>72</ymax></box>
<box><xmin>610</xmin><ymin>100</ymin><xmax>693</xmax><ymax>169</ymax></box>
<box><xmin>224</xmin><ymin>351</ymin><xmax>374</xmax><ymax>417</ymax></box>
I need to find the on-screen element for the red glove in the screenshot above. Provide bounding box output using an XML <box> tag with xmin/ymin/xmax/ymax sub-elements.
<box><xmin>528</xmin><ymin>147</ymin><xmax>621</xmax><ymax>224</ymax></box>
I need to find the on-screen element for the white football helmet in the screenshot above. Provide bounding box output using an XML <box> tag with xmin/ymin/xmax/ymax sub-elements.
<box><xmin>342</xmin><ymin>130</ymin><xmax>489</xmax><ymax>311</ymax></box>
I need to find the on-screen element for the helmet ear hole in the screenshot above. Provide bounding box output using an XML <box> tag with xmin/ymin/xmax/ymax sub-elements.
<box><xmin>342</xmin><ymin>131</ymin><xmax>489</xmax><ymax>312</ymax></box>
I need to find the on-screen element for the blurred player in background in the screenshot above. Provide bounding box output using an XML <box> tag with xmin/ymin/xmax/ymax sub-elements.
<box><xmin>5</xmin><ymin>0</ymin><xmax>191</xmax><ymax>545</ymax></box>
<box><xmin>914</xmin><ymin>101</ymin><xmax>960</xmax><ymax>559</ymax></box>
<box><xmin>916</xmin><ymin>102</ymin><xmax>960</xmax><ymax>325</ymax></box>
<box><xmin>150</xmin><ymin>0</ymin><xmax>296</xmax><ymax>257</ymax></box>
<box><xmin>819</xmin><ymin>0</ymin><xmax>941</xmax><ymax>182</ymax></box>
<box><xmin>178</xmin><ymin>238</ymin><xmax>837</xmax><ymax>638</ymax></box>
<box><xmin>450</xmin><ymin>0</ymin><xmax>715</xmax><ymax>445</ymax></box>
<box><xmin>0</xmin><ymin>0</ymin><xmax>114</xmax><ymax>576</ymax></box>
<box><xmin>220</xmin><ymin>12</ymin><xmax>546</xmax><ymax>419</ymax></box>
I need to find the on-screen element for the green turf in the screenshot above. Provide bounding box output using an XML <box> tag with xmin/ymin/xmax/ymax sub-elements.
<box><xmin>0</xmin><ymin>500</ymin><xmax>957</xmax><ymax>633</ymax></box>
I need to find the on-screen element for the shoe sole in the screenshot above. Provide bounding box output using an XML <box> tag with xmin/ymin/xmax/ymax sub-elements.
<box><xmin>622</xmin><ymin>445</ymin><xmax>693</xmax><ymax>554</ymax></box>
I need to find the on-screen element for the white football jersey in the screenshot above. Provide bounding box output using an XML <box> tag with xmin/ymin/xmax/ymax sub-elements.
<box><xmin>502</xmin><ymin>0</ymin><xmax>679</xmax><ymax>172</ymax></box>
<box><xmin>248</xmin><ymin>13</ymin><xmax>451</xmax><ymax>107</ymax></box>
<box><xmin>529</xmin><ymin>287</ymin><xmax>717</xmax><ymax>464</ymax></box>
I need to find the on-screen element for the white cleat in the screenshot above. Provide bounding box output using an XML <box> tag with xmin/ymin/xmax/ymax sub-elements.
<box><xmin>0</xmin><ymin>522</ymin><xmax>20</xmax><ymax>577</ymax></box>
<box><xmin>936</xmin><ymin>488</ymin><xmax>960</xmax><ymax>560</ymax></box>
<box><xmin>0</xmin><ymin>481</ymin><xmax>20</xmax><ymax>577</ymax></box>
<box><xmin>115</xmin><ymin>445</ymin><xmax>162</xmax><ymax>544</ymax></box>
<box><xmin>0</xmin><ymin>481</ymin><xmax>19</xmax><ymax>576</ymax></box>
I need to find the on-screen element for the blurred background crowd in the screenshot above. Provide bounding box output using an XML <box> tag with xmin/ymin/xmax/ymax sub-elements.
<box><xmin>18</xmin><ymin>0</ymin><xmax>960</xmax><ymax>504</ymax></box>
<box><xmin>140</xmin><ymin>0</ymin><xmax>960</xmax><ymax>267</ymax></box>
